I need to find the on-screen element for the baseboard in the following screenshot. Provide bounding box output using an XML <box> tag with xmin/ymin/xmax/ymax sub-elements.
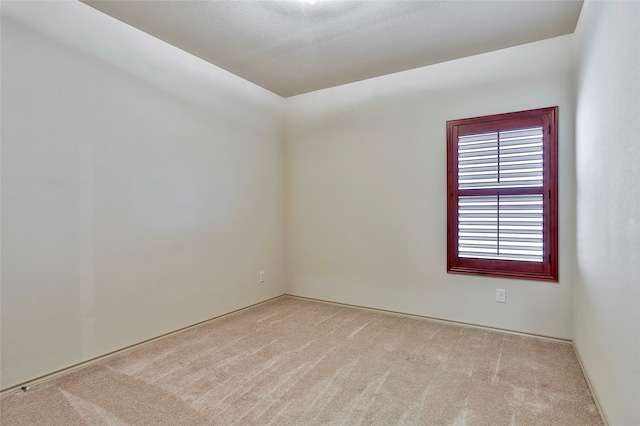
<box><xmin>572</xmin><ymin>343</ymin><xmax>610</xmax><ymax>426</ymax></box>
<box><xmin>283</xmin><ymin>294</ymin><xmax>572</xmax><ymax>344</ymax></box>
<box><xmin>0</xmin><ymin>294</ymin><xmax>286</xmax><ymax>397</ymax></box>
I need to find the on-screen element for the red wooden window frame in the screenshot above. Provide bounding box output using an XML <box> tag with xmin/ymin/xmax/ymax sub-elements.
<box><xmin>447</xmin><ymin>107</ymin><xmax>558</xmax><ymax>282</ymax></box>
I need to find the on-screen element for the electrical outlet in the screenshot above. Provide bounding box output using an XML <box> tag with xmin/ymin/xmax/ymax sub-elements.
<box><xmin>496</xmin><ymin>289</ymin><xmax>506</xmax><ymax>303</ymax></box>
<box><xmin>259</xmin><ymin>271</ymin><xmax>265</xmax><ymax>283</ymax></box>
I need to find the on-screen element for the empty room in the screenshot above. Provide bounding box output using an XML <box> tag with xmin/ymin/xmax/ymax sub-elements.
<box><xmin>1</xmin><ymin>0</ymin><xmax>638</xmax><ymax>425</ymax></box>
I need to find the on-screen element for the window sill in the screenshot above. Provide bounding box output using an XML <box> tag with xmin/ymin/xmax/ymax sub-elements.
<box><xmin>447</xmin><ymin>266</ymin><xmax>558</xmax><ymax>282</ymax></box>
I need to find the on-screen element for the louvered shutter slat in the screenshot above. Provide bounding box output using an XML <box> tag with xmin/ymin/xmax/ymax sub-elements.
<box><xmin>458</xmin><ymin>187</ymin><xmax>544</xmax><ymax>263</ymax></box>
<box><xmin>458</xmin><ymin>126</ymin><xmax>544</xmax><ymax>190</ymax></box>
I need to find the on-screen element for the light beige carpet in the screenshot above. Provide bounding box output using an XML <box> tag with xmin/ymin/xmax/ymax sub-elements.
<box><xmin>1</xmin><ymin>296</ymin><xmax>602</xmax><ymax>425</ymax></box>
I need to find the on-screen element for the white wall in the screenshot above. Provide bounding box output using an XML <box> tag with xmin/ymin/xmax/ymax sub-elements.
<box><xmin>573</xmin><ymin>1</ymin><xmax>640</xmax><ymax>424</ymax></box>
<box><xmin>1</xmin><ymin>1</ymin><xmax>285</xmax><ymax>389</ymax></box>
<box><xmin>285</xmin><ymin>35</ymin><xmax>576</xmax><ymax>339</ymax></box>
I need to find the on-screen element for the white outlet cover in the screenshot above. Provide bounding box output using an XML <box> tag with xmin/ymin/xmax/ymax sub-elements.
<box><xmin>496</xmin><ymin>289</ymin><xmax>506</xmax><ymax>303</ymax></box>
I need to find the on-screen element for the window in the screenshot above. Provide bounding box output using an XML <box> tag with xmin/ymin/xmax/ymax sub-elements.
<box><xmin>447</xmin><ymin>107</ymin><xmax>558</xmax><ymax>282</ymax></box>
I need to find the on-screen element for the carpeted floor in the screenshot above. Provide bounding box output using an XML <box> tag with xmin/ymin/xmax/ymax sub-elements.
<box><xmin>1</xmin><ymin>296</ymin><xmax>603</xmax><ymax>425</ymax></box>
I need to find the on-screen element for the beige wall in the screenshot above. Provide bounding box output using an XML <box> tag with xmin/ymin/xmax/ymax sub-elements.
<box><xmin>284</xmin><ymin>35</ymin><xmax>576</xmax><ymax>339</ymax></box>
<box><xmin>573</xmin><ymin>1</ymin><xmax>640</xmax><ymax>424</ymax></box>
<box><xmin>1</xmin><ymin>2</ymin><xmax>285</xmax><ymax>389</ymax></box>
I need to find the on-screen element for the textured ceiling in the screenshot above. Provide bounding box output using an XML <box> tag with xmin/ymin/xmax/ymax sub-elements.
<box><xmin>82</xmin><ymin>1</ymin><xmax>583</xmax><ymax>98</ymax></box>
